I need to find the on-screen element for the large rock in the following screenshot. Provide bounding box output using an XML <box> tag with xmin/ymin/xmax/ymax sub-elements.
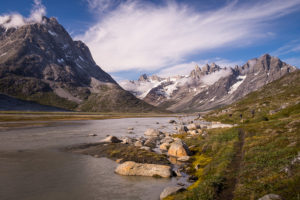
<box><xmin>160</xmin><ymin>186</ymin><xmax>185</xmax><ymax>200</ymax></box>
<box><xmin>168</xmin><ymin>139</ymin><xmax>191</xmax><ymax>157</ymax></box>
<box><xmin>101</xmin><ymin>135</ymin><xmax>121</xmax><ymax>143</ymax></box>
<box><xmin>144</xmin><ymin>128</ymin><xmax>162</xmax><ymax>137</ymax></box>
<box><xmin>258</xmin><ymin>194</ymin><xmax>283</xmax><ymax>200</ymax></box>
<box><xmin>115</xmin><ymin>161</ymin><xmax>172</xmax><ymax>178</ymax></box>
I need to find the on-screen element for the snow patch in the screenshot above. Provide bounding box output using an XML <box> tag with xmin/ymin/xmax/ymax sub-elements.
<box><xmin>228</xmin><ymin>75</ymin><xmax>246</xmax><ymax>94</ymax></box>
<box><xmin>48</xmin><ymin>30</ymin><xmax>57</xmax><ymax>36</ymax></box>
<box><xmin>79</xmin><ymin>56</ymin><xmax>85</xmax><ymax>62</ymax></box>
<box><xmin>57</xmin><ymin>58</ymin><xmax>64</xmax><ymax>63</ymax></box>
<box><xmin>210</xmin><ymin>96</ymin><xmax>216</xmax><ymax>102</ymax></box>
<box><xmin>0</xmin><ymin>52</ymin><xmax>7</xmax><ymax>57</ymax></box>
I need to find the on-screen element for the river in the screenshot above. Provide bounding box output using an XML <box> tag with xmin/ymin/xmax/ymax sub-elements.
<box><xmin>0</xmin><ymin>117</ymin><xmax>181</xmax><ymax>200</ymax></box>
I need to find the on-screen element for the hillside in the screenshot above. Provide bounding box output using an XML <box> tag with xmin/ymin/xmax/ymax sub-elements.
<box><xmin>167</xmin><ymin>70</ymin><xmax>300</xmax><ymax>200</ymax></box>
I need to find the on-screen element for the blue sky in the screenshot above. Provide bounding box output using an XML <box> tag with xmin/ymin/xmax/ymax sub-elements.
<box><xmin>1</xmin><ymin>0</ymin><xmax>300</xmax><ymax>81</ymax></box>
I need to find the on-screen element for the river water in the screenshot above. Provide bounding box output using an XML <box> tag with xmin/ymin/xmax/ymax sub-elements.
<box><xmin>0</xmin><ymin>117</ymin><xmax>181</xmax><ymax>200</ymax></box>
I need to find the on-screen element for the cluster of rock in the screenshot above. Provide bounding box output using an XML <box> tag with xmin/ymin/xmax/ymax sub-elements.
<box><xmin>96</xmin><ymin>119</ymin><xmax>212</xmax><ymax>199</ymax></box>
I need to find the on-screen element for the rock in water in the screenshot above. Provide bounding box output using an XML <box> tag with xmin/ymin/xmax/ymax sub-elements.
<box><xmin>100</xmin><ymin>136</ymin><xmax>121</xmax><ymax>143</ymax></box>
<box><xmin>258</xmin><ymin>194</ymin><xmax>283</xmax><ymax>200</ymax></box>
<box><xmin>115</xmin><ymin>161</ymin><xmax>172</xmax><ymax>178</ymax></box>
<box><xmin>160</xmin><ymin>186</ymin><xmax>185</xmax><ymax>200</ymax></box>
<box><xmin>168</xmin><ymin>139</ymin><xmax>191</xmax><ymax>157</ymax></box>
<box><xmin>144</xmin><ymin>128</ymin><xmax>162</xmax><ymax>137</ymax></box>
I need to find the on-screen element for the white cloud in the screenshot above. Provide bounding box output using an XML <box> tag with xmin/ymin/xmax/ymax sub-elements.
<box><xmin>0</xmin><ymin>0</ymin><xmax>46</xmax><ymax>29</ymax></box>
<box><xmin>77</xmin><ymin>0</ymin><xmax>300</xmax><ymax>73</ymax></box>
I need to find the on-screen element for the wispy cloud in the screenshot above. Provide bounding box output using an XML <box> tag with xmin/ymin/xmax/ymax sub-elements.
<box><xmin>271</xmin><ymin>40</ymin><xmax>300</xmax><ymax>56</ymax></box>
<box><xmin>0</xmin><ymin>0</ymin><xmax>46</xmax><ymax>29</ymax></box>
<box><xmin>77</xmin><ymin>0</ymin><xmax>300</xmax><ymax>74</ymax></box>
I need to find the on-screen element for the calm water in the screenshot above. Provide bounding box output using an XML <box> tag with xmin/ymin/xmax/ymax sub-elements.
<box><xmin>0</xmin><ymin>117</ymin><xmax>181</xmax><ymax>200</ymax></box>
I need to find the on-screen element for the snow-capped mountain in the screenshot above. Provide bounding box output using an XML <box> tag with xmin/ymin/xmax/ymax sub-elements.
<box><xmin>120</xmin><ymin>54</ymin><xmax>297</xmax><ymax>112</ymax></box>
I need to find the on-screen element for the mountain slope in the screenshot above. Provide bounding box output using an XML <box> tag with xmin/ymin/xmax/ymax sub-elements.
<box><xmin>121</xmin><ymin>54</ymin><xmax>296</xmax><ymax>112</ymax></box>
<box><xmin>0</xmin><ymin>16</ymin><xmax>158</xmax><ymax>112</ymax></box>
<box><xmin>168</xmin><ymin>70</ymin><xmax>300</xmax><ymax>200</ymax></box>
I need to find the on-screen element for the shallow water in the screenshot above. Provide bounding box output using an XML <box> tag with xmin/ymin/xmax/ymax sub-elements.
<box><xmin>0</xmin><ymin>117</ymin><xmax>181</xmax><ymax>200</ymax></box>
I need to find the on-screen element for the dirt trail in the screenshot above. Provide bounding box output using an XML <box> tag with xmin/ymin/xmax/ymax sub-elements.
<box><xmin>217</xmin><ymin>128</ymin><xmax>245</xmax><ymax>200</ymax></box>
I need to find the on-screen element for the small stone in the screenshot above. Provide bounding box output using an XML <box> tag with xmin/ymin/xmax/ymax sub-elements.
<box><xmin>116</xmin><ymin>158</ymin><xmax>123</xmax><ymax>163</ymax></box>
<box><xmin>128</xmin><ymin>127</ymin><xmax>134</xmax><ymax>130</ymax></box>
<box><xmin>88</xmin><ymin>133</ymin><xmax>97</xmax><ymax>136</ymax></box>
<box><xmin>140</xmin><ymin>146</ymin><xmax>151</xmax><ymax>151</ymax></box>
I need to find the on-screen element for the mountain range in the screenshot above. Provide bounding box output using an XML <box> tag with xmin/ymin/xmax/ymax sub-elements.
<box><xmin>0</xmin><ymin>16</ymin><xmax>298</xmax><ymax>113</ymax></box>
<box><xmin>0</xmin><ymin>16</ymin><xmax>157</xmax><ymax>112</ymax></box>
<box><xmin>120</xmin><ymin>54</ymin><xmax>297</xmax><ymax>112</ymax></box>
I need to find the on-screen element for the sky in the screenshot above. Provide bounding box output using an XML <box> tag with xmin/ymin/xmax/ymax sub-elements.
<box><xmin>1</xmin><ymin>0</ymin><xmax>300</xmax><ymax>81</ymax></box>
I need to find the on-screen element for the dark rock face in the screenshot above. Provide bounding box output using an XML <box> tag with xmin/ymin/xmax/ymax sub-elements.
<box><xmin>124</xmin><ymin>54</ymin><xmax>297</xmax><ymax>112</ymax></box>
<box><xmin>0</xmin><ymin>17</ymin><xmax>157</xmax><ymax>112</ymax></box>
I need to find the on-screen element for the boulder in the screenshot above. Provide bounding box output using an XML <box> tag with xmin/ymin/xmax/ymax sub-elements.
<box><xmin>115</xmin><ymin>161</ymin><xmax>172</xmax><ymax>178</ymax></box>
<box><xmin>100</xmin><ymin>135</ymin><xmax>121</xmax><ymax>143</ymax></box>
<box><xmin>134</xmin><ymin>140</ymin><xmax>143</xmax><ymax>147</ymax></box>
<box><xmin>168</xmin><ymin>139</ymin><xmax>191</xmax><ymax>157</ymax></box>
<box><xmin>144</xmin><ymin>128</ymin><xmax>162</xmax><ymax>137</ymax></box>
<box><xmin>160</xmin><ymin>186</ymin><xmax>185</xmax><ymax>200</ymax></box>
<box><xmin>160</xmin><ymin>143</ymin><xmax>170</xmax><ymax>151</ymax></box>
<box><xmin>258</xmin><ymin>194</ymin><xmax>283</xmax><ymax>200</ymax></box>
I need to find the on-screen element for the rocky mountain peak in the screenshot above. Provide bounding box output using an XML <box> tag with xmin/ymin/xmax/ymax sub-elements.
<box><xmin>138</xmin><ymin>74</ymin><xmax>148</xmax><ymax>81</ymax></box>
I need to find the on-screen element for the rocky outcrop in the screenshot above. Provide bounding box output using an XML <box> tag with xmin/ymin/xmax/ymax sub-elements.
<box><xmin>115</xmin><ymin>161</ymin><xmax>172</xmax><ymax>178</ymax></box>
<box><xmin>160</xmin><ymin>186</ymin><xmax>185</xmax><ymax>200</ymax></box>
